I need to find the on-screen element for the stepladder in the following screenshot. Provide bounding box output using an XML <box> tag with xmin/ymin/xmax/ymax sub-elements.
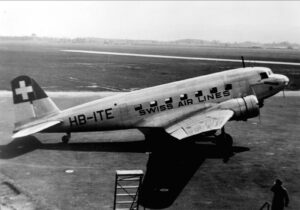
<box><xmin>113</xmin><ymin>170</ymin><xmax>144</xmax><ymax>210</ymax></box>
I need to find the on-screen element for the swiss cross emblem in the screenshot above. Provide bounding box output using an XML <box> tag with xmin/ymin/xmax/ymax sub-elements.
<box><xmin>15</xmin><ymin>81</ymin><xmax>33</xmax><ymax>100</ymax></box>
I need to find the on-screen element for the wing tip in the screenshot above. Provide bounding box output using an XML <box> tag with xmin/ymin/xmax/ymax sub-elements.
<box><xmin>12</xmin><ymin>132</ymin><xmax>26</xmax><ymax>139</ymax></box>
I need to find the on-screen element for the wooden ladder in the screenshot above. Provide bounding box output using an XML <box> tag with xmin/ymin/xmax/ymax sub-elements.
<box><xmin>113</xmin><ymin>170</ymin><xmax>144</xmax><ymax>210</ymax></box>
<box><xmin>259</xmin><ymin>202</ymin><xmax>270</xmax><ymax>210</ymax></box>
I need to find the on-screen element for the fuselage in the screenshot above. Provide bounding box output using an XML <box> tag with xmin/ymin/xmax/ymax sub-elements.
<box><xmin>44</xmin><ymin>67</ymin><xmax>288</xmax><ymax>133</ymax></box>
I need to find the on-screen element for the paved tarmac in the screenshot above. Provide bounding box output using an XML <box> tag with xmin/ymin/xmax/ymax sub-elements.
<box><xmin>0</xmin><ymin>93</ymin><xmax>299</xmax><ymax>210</ymax></box>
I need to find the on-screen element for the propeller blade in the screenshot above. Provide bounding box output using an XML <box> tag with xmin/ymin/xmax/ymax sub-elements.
<box><xmin>282</xmin><ymin>88</ymin><xmax>286</xmax><ymax>98</ymax></box>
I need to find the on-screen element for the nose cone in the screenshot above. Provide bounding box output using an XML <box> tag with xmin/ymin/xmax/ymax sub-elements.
<box><xmin>271</xmin><ymin>74</ymin><xmax>289</xmax><ymax>87</ymax></box>
<box><xmin>282</xmin><ymin>75</ymin><xmax>289</xmax><ymax>86</ymax></box>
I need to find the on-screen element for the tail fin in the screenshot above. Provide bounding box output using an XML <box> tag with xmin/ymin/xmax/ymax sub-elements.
<box><xmin>11</xmin><ymin>76</ymin><xmax>60</xmax><ymax>129</ymax></box>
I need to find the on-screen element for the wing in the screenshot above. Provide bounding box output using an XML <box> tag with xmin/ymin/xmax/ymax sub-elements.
<box><xmin>165</xmin><ymin>109</ymin><xmax>234</xmax><ymax>140</ymax></box>
<box><xmin>12</xmin><ymin>121</ymin><xmax>61</xmax><ymax>139</ymax></box>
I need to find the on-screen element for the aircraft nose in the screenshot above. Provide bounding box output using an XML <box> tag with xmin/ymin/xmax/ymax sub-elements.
<box><xmin>273</xmin><ymin>74</ymin><xmax>289</xmax><ymax>86</ymax></box>
<box><xmin>282</xmin><ymin>75</ymin><xmax>289</xmax><ymax>86</ymax></box>
<box><xmin>270</xmin><ymin>74</ymin><xmax>289</xmax><ymax>88</ymax></box>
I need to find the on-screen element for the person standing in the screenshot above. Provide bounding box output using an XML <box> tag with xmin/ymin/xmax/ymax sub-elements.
<box><xmin>271</xmin><ymin>179</ymin><xmax>289</xmax><ymax>210</ymax></box>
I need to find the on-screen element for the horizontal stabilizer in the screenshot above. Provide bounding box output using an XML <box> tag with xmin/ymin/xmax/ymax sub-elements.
<box><xmin>12</xmin><ymin>121</ymin><xmax>61</xmax><ymax>139</ymax></box>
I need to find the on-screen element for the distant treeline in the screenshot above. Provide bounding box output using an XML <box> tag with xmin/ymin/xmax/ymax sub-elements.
<box><xmin>0</xmin><ymin>35</ymin><xmax>299</xmax><ymax>50</ymax></box>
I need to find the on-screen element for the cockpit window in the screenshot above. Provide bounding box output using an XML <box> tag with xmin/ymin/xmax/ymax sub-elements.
<box><xmin>260</xmin><ymin>72</ymin><xmax>268</xmax><ymax>79</ymax></box>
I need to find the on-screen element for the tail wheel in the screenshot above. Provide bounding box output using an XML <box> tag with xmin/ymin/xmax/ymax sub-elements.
<box><xmin>62</xmin><ymin>133</ymin><xmax>71</xmax><ymax>144</ymax></box>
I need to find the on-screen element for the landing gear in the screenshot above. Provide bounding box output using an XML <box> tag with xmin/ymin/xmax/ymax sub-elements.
<box><xmin>214</xmin><ymin>127</ymin><xmax>234</xmax><ymax>163</ymax></box>
<box><xmin>258</xmin><ymin>100</ymin><xmax>264</xmax><ymax>108</ymax></box>
<box><xmin>62</xmin><ymin>132</ymin><xmax>71</xmax><ymax>144</ymax></box>
<box><xmin>214</xmin><ymin>127</ymin><xmax>233</xmax><ymax>146</ymax></box>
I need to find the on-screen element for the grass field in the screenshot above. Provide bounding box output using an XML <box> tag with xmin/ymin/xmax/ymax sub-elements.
<box><xmin>0</xmin><ymin>41</ymin><xmax>299</xmax><ymax>92</ymax></box>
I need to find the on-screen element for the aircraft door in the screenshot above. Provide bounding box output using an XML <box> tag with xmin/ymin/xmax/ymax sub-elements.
<box><xmin>118</xmin><ymin>103</ymin><xmax>131</xmax><ymax>127</ymax></box>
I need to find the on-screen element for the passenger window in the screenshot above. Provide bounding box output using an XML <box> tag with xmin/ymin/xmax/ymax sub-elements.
<box><xmin>260</xmin><ymin>72</ymin><xmax>268</xmax><ymax>79</ymax></box>
<box><xmin>195</xmin><ymin>90</ymin><xmax>203</xmax><ymax>97</ymax></box>
<box><xmin>210</xmin><ymin>87</ymin><xmax>218</xmax><ymax>93</ymax></box>
<box><xmin>180</xmin><ymin>94</ymin><xmax>188</xmax><ymax>100</ymax></box>
<box><xmin>165</xmin><ymin>97</ymin><xmax>172</xmax><ymax>104</ymax></box>
<box><xmin>150</xmin><ymin>101</ymin><xmax>157</xmax><ymax>107</ymax></box>
<box><xmin>225</xmin><ymin>84</ymin><xmax>232</xmax><ymax>90</ymax></box>
<box><xmin>134</xmin><ymin>104</ymin><xmax>142</xmax><ymax>111</ymax></box>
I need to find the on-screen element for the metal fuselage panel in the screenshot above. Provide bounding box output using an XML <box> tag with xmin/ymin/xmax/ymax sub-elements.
<box><xmin>46</xmin><ymin>67</ymin><xmax>268</xmax><ymax>133</ymax></box>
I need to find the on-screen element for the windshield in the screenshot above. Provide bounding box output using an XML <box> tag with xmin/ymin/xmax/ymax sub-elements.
<box><xmin>260</xmin><ymin>72</ymin><xmax>269</xmax><ymax>79</ymax></box>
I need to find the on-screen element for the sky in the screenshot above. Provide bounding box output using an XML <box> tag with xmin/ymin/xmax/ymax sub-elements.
<box><xmin>1</xmin><ymin>1</ymin><xmax>300</xmax><ymax>43</ymax></box>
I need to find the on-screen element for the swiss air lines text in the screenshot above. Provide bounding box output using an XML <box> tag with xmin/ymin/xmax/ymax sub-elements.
<box><xmin>137</xmin><ymin>90</ymin><xmax>231</xmax><ymax>116</ymax></box>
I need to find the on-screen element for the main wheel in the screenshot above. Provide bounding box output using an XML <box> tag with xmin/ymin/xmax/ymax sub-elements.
<box><xmin>224</xmin><ymin>133</ymin><xmax>233</xmax><ymax>147</ymax></box>
<box><xmin>215</xmin><ymin>133</ymin><xmax>234</xmax><ymax>163</ymax></box>
<box><xmin>215</xmin><ymin>133</ymin><xmax>233</xmax><ymax>147</ymax></box>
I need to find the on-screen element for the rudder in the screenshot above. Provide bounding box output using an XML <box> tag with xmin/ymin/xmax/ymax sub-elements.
<box><xmin>11</xmin><ymin>75</ymin><xmax>60</xmax><ymax>128</ymax></box>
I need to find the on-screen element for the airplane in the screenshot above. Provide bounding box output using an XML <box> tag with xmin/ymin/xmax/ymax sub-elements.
<box><xmin>11</xmin><ymin>66</ymin><xmax>289</xmax><ymax>148</ymax></box>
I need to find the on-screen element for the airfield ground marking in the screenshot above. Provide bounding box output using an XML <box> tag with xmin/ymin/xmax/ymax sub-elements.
<box><xmin>61</xmin><ymin>50</ymin><xmax>300</xmax><ymax>66</ymax></box>
<box><xmin>0</xmin><ymin>160</ymin><xmax>95</xmax><ymax>169</ymax></box>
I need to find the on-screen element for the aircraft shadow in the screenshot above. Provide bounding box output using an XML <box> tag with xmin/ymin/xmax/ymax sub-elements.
<box><xmin>138</xmin><ymin>133</ymin><xmax>249</xmax><ymax>209</ymax></box>
<box><xmin>0</xmin><ymin>136</ymin><xmax>147</xmax><ymax>159</ymax></box>
<box><xmin>0</xmin><ymin>136</ymin><xmax>42</xmax><ymax>159</ymax></box>
<box><xmin>0</xmin><ymin>133</ymin><xmax>249</xmax><ymax>209</ymax></box>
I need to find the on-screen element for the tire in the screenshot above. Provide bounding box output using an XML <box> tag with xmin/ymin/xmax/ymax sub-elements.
<box><xmin>224</xmin><ymin>133</ymin><xmax>233</xmax><ymax>147</ymax></box>
<box><xmin>219</xmin><ymin>133</ymin><xmax>234</xmax><ymax>163</ymax></box>
<box><xmin>215</xmin><ymin>133</ymin><xmax>233</xmax><ymax>147</ymax></box>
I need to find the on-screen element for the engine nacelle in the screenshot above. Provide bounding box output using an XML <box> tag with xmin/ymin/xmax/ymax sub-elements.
<box><xmin>218</xmin><ymin>95</ymin><xmax>260</xmax><ymax>121</ymax></box>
